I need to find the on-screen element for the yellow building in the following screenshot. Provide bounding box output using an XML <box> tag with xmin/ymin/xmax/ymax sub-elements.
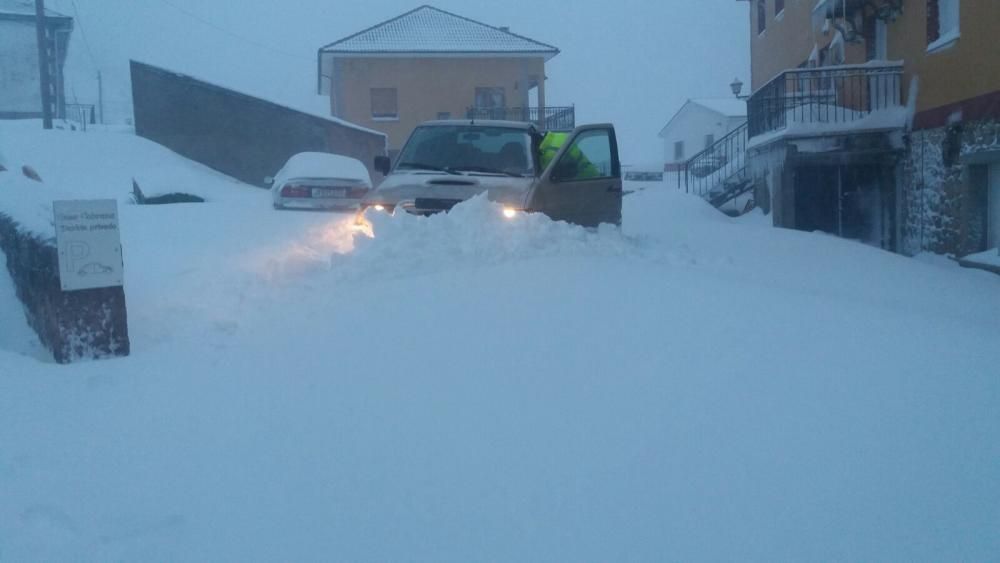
<box><xmin>317</xmin><ymin>6</ymin><xmax>568</xmax><ymax>155</ymax></box>
<box><xmin>740</xmin><ymin>0</ymin><xmax>1000</xmax><ymax>258</ymax></box>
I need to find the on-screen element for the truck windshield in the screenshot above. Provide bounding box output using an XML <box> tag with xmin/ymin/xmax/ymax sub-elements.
<box><xmin>396</xmin><ymin>126</ymin><xmax>534</xmax><ymax>177</ymax></box>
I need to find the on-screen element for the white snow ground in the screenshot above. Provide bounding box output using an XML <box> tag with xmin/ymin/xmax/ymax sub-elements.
<box><xmin>1</xmin><ymin>123</ymin><xmax>999</xmax><ymax>561</ymax></box>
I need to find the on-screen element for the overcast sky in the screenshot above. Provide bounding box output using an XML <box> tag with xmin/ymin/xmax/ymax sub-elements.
<box><xmin>50</xmin><ymin>0</ymin><xmax>749</xmax><ymax>163</ymax></box>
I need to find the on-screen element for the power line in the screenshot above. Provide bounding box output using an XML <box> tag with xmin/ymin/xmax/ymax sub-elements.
<box><xmin>68</xmin><ymin>0</ymin><xmax>99</xmax><ymax>69</ymax></box>
<box><xmin>154</xmin><ymin>0</ymin><xmax>312</xmax><ymax>62</ymax></box>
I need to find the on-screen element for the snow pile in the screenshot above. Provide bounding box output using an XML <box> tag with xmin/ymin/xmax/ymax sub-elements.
<box><xmin>2</xmin><ymin>124</ymin><xmax>1000</xmax><ymax>561</ymax></box>
<box><xmin>340</xmin><ymin>195</ymin><xmax>639</xmax><ymax>279</ymax></box>
<box><xmin>0</xmin><ymin>120</ymin><xmax>259</xmax><ymax>235</ymax></box>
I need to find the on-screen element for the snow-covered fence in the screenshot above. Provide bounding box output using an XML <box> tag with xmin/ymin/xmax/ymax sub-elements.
<box><xmin>0</xmin><ymin>212</ymin><xmax>130</xmax><ymax>364</ymax></box>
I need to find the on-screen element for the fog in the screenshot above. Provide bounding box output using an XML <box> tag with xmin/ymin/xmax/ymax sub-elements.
<box><xmin>49</xmin><ymin>0</ymin><xmax>748</xmax><ymax>163</ymax></box>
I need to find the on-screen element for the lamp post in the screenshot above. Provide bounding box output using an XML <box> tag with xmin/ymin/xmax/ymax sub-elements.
<box><xmin>730</xmin><ymin>77</ymin><xmax>749</xmax><ymax>100</ymax></box>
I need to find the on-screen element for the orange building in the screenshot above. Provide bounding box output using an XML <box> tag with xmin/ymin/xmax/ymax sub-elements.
<box><xmin>739</xmin><ymin>0</ymin><xmax>1000</xmax><ymax>259</ymax></box>
<box><xmin>317</xmin><ymin>6</ymin><xmax>568</xmax><ymax>155</ymax></box>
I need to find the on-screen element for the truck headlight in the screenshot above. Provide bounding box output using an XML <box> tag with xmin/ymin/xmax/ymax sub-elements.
<box><xmin>502</xmin><ymin>207</ymin><xmax>518</xmax><ymax>219</ymax></box>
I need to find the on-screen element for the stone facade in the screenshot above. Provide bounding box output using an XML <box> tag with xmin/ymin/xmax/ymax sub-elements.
<box><xmin>900</xmin><ymin>119</ymin><xmax>1000</xmax><ymax>256</ymax></box>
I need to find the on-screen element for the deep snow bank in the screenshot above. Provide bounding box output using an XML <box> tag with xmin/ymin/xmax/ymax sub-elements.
<box><xmin>1</xmin><ymin>129</ymin><xmax>999</xmax><ymax>561</ymax></box>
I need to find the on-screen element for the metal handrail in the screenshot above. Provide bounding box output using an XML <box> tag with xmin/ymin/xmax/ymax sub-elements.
<box><xmin>681</xmin><ymin>121</ymin><xmax>748</xmax><ymax>200</ymax></box>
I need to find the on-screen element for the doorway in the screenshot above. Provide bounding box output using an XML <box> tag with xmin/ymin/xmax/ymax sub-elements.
<box><xmin>794</xmin><ymin>164</ymin><xmax>894</xmax><ymax>249</ymax></box>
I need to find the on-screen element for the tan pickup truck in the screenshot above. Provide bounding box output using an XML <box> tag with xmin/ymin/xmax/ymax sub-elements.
<box><xmin>361</xmin><ymin>120</ymin><xmax>623</xmax><ymax>228</ymax></box>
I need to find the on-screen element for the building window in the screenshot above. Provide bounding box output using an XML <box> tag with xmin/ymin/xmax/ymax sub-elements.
<box><xmin>927</xmin><ymin>0</ymin><xmax>960</xmax><ymax>51</ymax></box>
<box><xmin>371</xmin><ymin>88</ymin><xmax>398</xmax><ymax>119</ymax></box>
<box><xmin>775</xmin><ymin>0</ymin><xmax>785</xmax><ymax>17</ymax></box>
<box><xmin>437</xmin><ymin>112</ymin><xmax>451</xmax><ymax>120</ymax></box>
<box><xmin>757</xmin><ymin>0</ymin><xmax>767</xmax><ymax>35</ymax></box>
<box><xmin>674</xmin><ymin>141</ymin><xmax>685</xmax><ymax>161</ymax></box>
<box><xmin>474</xmin><ymin>87</ymin><xmax>506</xmax><ymax>109</ymax></box>
<box><xmin>704</xmin><ymin>134</ymin><xmax>715</xmax><ymax>149</ymax></box>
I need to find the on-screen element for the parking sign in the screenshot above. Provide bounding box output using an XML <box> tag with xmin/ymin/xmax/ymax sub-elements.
<box><xmin>53</xmin><ymin>200</ymin><xmax>124</xmax><ymax>291</ymax></box>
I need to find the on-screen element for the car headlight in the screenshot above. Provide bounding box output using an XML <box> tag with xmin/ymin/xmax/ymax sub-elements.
<box><xmin>502</xmin><ymin>207</ymin><xmax>518</xmax><ymax>219</ymax></box>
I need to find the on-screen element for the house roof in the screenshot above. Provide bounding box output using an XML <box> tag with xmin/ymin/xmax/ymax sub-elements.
<box><xmin>658</xmin><ymin>98</ymin><xmax>747</xmax><ymax>137</ymax></box>
<box><xmin>0</xmin><ymin>0</ymin><xmax>71</xmax><ymax>20</ymax></box>
<box><xmin>690</xmin><ymin>98</ymin><xmax>747</xmax><ymax>118</ymax></box>
<box><xmin>319</xmin><ymin>5</ymin><xmax>560</xmax><ymax>60</ymax></box>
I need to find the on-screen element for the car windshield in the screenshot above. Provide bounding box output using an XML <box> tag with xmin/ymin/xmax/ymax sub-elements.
<box><xmin>395</xmin><ymin>126</ymin><xmax>534</xmax><ymax>177</ymax></box>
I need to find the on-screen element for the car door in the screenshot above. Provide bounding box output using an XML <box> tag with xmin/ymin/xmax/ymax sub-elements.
<box><xmin>528</xmin><ymin>125</ymin><xmax>623</xmax><ymax>227</ymax></box>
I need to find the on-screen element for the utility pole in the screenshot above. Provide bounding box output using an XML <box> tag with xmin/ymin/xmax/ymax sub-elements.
<box><xmin>34</xmin><ymin>0</ymin><xmax>53</xmax><ymax>129</ymax></box>
<box><xmin>97</xmin><ymin>71</ymin><xmax>104</xmax><ymax>124</ymax></box>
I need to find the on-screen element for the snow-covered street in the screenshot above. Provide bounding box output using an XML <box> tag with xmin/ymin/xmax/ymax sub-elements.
<box><xmin>2</xmin><ymin>125</ymin><xmax>999</xmax><ymax>560</ymax></box>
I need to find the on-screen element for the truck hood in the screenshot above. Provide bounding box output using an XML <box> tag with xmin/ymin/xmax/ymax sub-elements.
<box><xmin>364</xmin><ymin>172</ymin><xmax>535</xmax><ymax>209</ymax></box>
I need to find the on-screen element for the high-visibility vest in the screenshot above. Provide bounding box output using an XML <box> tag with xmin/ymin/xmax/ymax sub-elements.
<box><xmin>539</xmin><ymin>131</ymin><xmax>601</xmax><ymax>179</ymax></box>
<box><xmin>539</xmin><ymin>132</ymin><xmax>568</xmax><ymax>170</ymax></box>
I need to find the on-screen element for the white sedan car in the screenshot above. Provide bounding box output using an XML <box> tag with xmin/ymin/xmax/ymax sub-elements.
<box><xmin>270</xmin><ymin>152</ymin><xmax>373</xmax><ymax>211</ymax></box>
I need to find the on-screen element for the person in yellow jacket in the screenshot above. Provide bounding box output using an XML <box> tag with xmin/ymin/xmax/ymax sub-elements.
<box><xmin>538</xmin><ymin>131</ymin><xmax>602</xmax><ymax>179</ymax></box>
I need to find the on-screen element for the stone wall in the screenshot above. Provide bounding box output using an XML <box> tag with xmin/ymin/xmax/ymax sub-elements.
<box><xmin>900</xmin><ymin>119</ymin><xmax>1000</xmax><ymax>256</ymax></box>
<box><xmin>0</xmin><ymin>213</ymin><xmax>130</xmax><ymax>364</ymax></box>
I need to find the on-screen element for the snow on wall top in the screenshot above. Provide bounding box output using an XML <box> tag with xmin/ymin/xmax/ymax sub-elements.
<box><xmin>0</xmin><ymin>0</ymin><xmax>69</xmax><ymax>19</ymax></box>
<box><xmin>690</xmin><ymin>98</ymin><xmax>748</xmax><ymax>118</ymax></box>
<box><xmin>320</xmin><ymin>5</ymin><xmax>559</xmax><ymax>59</ymax></box>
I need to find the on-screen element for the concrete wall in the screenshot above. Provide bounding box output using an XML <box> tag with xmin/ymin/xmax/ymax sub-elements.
<box><xmin>329</xmin><ymin>56</ymin><xmax>546</xmax><ymax>151</ymax></box>
<box><xmin>131</xmin><ymin>61</ymin><xmax>387</xmax><ymax>187</ymax></box>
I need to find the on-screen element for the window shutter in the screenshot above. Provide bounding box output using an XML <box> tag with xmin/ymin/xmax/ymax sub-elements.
<box><xmin>926</xmin><ymin>0</ymin><xmax>940</xmax><ymax>44</ymax></box>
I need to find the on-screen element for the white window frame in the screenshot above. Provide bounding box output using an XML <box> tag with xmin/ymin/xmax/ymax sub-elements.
<box><xmin>928</xmin><ymin>0</ymin><xmax>960</xmax><ymax>54</ymax></box>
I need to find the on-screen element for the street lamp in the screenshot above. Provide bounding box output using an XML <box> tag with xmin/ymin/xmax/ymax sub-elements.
<box><xmin>730</xmin><ymin>77</ymin><xmax>746</xmax><ymax>99</ymax></box>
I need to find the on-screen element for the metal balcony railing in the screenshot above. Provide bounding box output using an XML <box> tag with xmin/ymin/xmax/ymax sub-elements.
<box><xmin>747</xmin><ymin>62</ymin><xmax>903</xmax><ymax>139</ymax></box>
<box><xmin>465</xmin><ymin>106</ymin><xmax>576</xmax><ymax>131</ymax></box>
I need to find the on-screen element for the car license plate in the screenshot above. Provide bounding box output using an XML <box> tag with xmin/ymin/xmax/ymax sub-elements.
<box><xmin>312</xmin><ymin>187</ymin><xmax>347</xmax><ymax>198</ymax></box>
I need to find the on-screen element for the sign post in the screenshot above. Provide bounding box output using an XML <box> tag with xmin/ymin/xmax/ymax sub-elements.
<box><xmin>53</xmin><ymin>199</ymin><xmax>124</xmax><ymax>291</ymax></box>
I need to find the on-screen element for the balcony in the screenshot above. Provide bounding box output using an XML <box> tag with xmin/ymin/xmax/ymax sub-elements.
<box><xmin>747</xmin><ymin>63</ymin><xmax>904</xmax><ymax>142</ymax></box>
<box><xmin>465</xmin><ymin>106</ymin><xmax>575</xmax><ymax>131</ymax></box>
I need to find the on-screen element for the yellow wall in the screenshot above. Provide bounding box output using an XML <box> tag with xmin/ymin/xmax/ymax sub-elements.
<box><xmin>887</xmin><ymin>0</ymin><xmax>1000</xmax><ymax>114</ymax></box>
<box><xmin>749</xmin><ymin>0</ymin><xmax>866</xmax><ymax>91</ymax></box>
<box><xmin>747</xmin><ymin>0</ymin><xmax>1000</xmax><ymax>115</ymax></box>
<box><xmin>331</xmin><ymin>56</ymin><xmax>546</xmax><ymax>151</ymax></box>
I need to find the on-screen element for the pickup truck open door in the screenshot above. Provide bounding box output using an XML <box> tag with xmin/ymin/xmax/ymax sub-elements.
<box><xmin>528</xmin><ymin>124</ymin><xmax>623</xmax><ymax>228</ymax></box>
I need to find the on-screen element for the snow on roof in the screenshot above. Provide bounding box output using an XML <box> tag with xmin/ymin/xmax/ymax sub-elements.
<box><xmin>690</xmin><ymin>98</ymin><xmax>748</xmax><ymax>118</ymax></box>
<box><xmin>320</xmin><ymin>5</ymin><xmax>559</xmax><ymax>60</ymax></box>
<box><xmin>0</xmin><ymin>0</ymin><xmax>69</xmax><ymax>19</ymax></box>
<box><xmin>274</xmin><ymin>152</ymin><xmax>372</xmax><ymax>186</ymax></box>
<box><xmin>658</xmin><ymin>98</ymin><xmax>747</xmax><ymax>138</ymax></box>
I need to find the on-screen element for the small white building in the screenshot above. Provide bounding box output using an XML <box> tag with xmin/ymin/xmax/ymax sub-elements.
<box><xmin>658</xmin><ymin>98</ymin><xmax>746</xmax><ymax>171</ymax></box>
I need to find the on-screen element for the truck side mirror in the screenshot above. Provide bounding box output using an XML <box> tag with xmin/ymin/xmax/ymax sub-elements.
<box><xmin>374</xmin><ymin>155</ymin><xmax>391</xmax><ymax>175</ymax></box>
